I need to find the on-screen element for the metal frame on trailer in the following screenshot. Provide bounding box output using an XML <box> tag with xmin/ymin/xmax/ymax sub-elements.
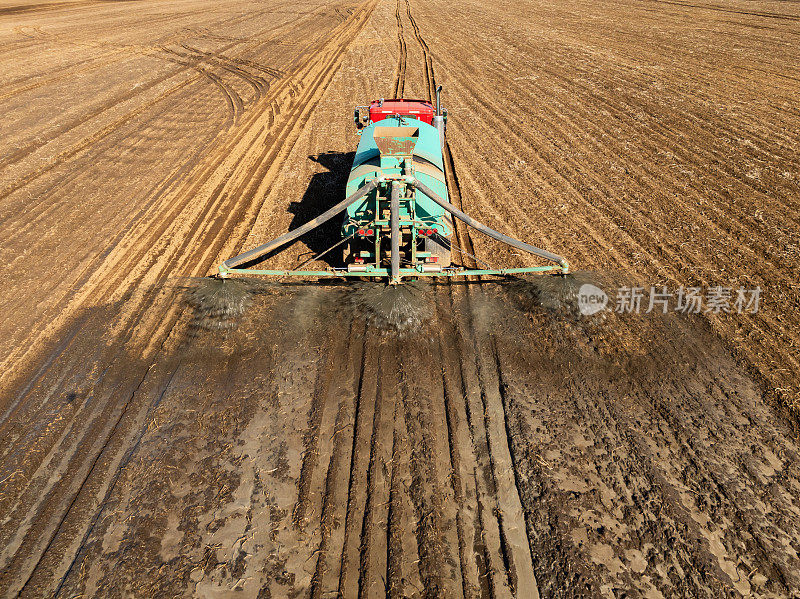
<box><xmin>219</xmin><ymin>266</ymin><xmax>563</xmax><ymax>277</ymax></box>
<box><xmin>218</xmin><ymin>175</ymin><xmax>569</xmax><ymax>283</ymax></box>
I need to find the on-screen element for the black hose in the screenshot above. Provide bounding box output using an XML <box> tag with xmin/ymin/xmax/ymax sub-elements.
<box><xmin>409</xmin><ymin>179</ymin><xmax>569</xmax><ymax>270</ymax></box>
<box><xmin>222</xmin><ymin>179</ymin><xmax>380</xmax><ymax>269</ymax></box>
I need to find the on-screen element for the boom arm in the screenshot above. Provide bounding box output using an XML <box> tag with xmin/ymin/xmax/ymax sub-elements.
<box><xmin>218</xmin><ymin>176</ymin><xmax>569</xmax><ymax>280</ymax></box>
<box><xmin>220</xmin><ymin>179</ymin><xmax>380</xmax><ymax>271</ymax></box>
<box><xmin>408</xmin><ymin>178</ymin><xmax>569</xmax><ymax>271</ymax></box>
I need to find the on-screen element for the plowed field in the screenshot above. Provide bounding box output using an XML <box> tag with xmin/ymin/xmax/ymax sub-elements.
<box><xmin>1</xmin><ymin>0</ymin><xmax>799</xmax><ymax>597</ymax></box>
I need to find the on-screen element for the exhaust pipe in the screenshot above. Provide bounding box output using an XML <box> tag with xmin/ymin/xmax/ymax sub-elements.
<box><xmin>432</xmin><ymin>85</ymin><xmax>445</xmax><ymax>148</ymax></box>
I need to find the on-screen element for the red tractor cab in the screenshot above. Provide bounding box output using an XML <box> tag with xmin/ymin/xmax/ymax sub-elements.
<box><xmin>369</xmin><ymin>98</ymin><xmax>435</xmax><ymax>125</ymax></box>
<box><xmin>354</xmin><ymin>98</ymin><xmax>439</xmax><ymax>128</ymax></box>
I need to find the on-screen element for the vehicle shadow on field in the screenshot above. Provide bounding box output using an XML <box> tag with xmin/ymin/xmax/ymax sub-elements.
<box><xmin>232</xmin><ymin>152</ymin><xmax>355</xmax><ymax>270</ymax></box>
<box><xmin>286</xmin><ymin>152</ymin><xmax>355</xmax><ymax>268</ymax></box>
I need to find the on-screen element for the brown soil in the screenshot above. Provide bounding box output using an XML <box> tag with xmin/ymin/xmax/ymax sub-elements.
<box><xmin>1</xmin><ymin>0</ymin><xmax>799</xmax><ymax>597</ymax></box>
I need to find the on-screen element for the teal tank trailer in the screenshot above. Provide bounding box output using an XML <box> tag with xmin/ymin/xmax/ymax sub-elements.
<box><xmin>219</xmin><ymin>86</ymin><xmax>569</xmax><ymax>284</ymax></box>
<box><xmin>342</xmin><ymin>110</ymin><xmax>453</xmax><ymax>272</ymax></box>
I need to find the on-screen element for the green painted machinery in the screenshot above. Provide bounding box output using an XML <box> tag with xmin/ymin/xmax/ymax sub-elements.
<box><xmin>218</xmin><ymin>88</ymin><xmax>569</xmax><ymax>284</ymax></box>
<box><xmin>342</xmin><ymin>116</ymin><xmax>453</xmax><ymax>273</ymax></box>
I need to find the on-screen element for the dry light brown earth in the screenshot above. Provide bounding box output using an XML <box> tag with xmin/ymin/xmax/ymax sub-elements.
<box><xmin>1</xmin><ymin>0</ymin><xmax>800</xmax><ymax>597</ymax></box>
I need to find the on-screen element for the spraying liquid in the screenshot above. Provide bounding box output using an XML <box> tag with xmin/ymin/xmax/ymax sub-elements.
<box><xmin>501</xmin><ymin>271</ymin><xmax>602</xmax><ymax>316</ymax></box>
<box><xmin>184</xmin><ymin>277</ymin><xmax>256</xmax><ymax>330</ymax></box>
<box><xmin>184</xmin><ymin>273</ymin><xmax>592</xmax><ymax>336</ymax></box>
<box><xmin>344</xmin><ymin>280</ymin><xmax>434</xmax><ymax>333</ymax></box>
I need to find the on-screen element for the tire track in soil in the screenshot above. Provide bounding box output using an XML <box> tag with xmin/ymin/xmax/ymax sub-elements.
<box><xmin>393</xmin><ymin>0</ymin><xmax>406</xmax><ymax>98</ymax></box>
<box><xmin>0</xmin><ymin>3</ymin><xmax>380</xmax><ymax>596</ymax></box>
<box><xmin>453</xmin><ymin>15</ymin><xmax>800</xmax><ymax>408</ymax></box>
<box><xmin>289</xmin><ymin>4</ymin><xmax>540</xmax><ymax>594</ymax></box>
<box><xmin>197</xmin><ymin>67</ymin><xmax>243</xmax><ymax>124</ymax></box>
<box><xmin>357</xmin><ymin>342</ymin><xmax>396</xmax><ymax>598</ymax></box>
<box><xmin>0</xmin><ymin>10</ymin><xmax>298</xmax><ymax>203</ymax></box>
<box><xmin>0</xmin><ymin>0</ymin><xmax>374</xmax><ymax>395</ymax></box>
<box><xmin>302</xmin><ymin>318</ymin><xmax>468</xmax><ymax>597</ymax></box>
<box><xmin>406</xmin><ymin>2</ymin><xmax>800</xmax><ymax>591</ymax></box>
<box><xmin>310</xmin><ymin>323</ymin><xmax>371</xmax><ymax>596</ymax></box>
<box><xmin>647</xmin><ymin>0</ymin><xmax>800</xmax><ymax>21</ymax></box>
<box><xmin>30</xmin><ymin>355</ymin><xmax>183</xmax><ymax>599</ymax></box>
<box><xmin>401</xmin><ymin>1</ymin><xmax>540</xmax><ymax>595</ymax></box>
<box><xmin>176</xmin><ymin>44</ymin><xmax>270</xmax><ymax>96</ymax></box>
<box><xmin>0</xmin><ymin>4</ymin><xmax>266</xmax><ymax>103</ymax></box>
<box><xmin>337</xmin><ymin>331</ymin><xmax>381</xmax><ymax>598</ymax></box>
<box><xmin>488</xmin><ymin>298</ymin><xmax>800</xmax><ymax>596</ymax></box>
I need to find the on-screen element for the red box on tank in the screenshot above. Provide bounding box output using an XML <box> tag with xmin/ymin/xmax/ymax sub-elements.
<box><xmin>369</xmin><ymin>99</ymin><xmax>435</xmax><ymax>125</ymax></box>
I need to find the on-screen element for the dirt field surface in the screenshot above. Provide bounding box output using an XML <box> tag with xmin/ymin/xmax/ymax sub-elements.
<box><xmin>2</xmin><ymin>0</ymin><xmax>800</xmax><ymax>597</ymax></box>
